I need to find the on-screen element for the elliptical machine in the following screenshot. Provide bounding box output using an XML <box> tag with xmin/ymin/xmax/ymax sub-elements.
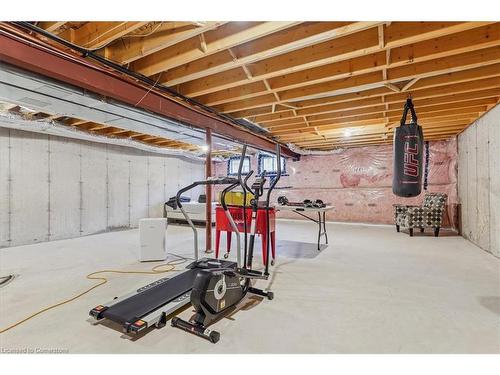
<box><xmin>171</xmin><ymin>143</ymin><xmax>282</xmax><ymax>343</ymax></box>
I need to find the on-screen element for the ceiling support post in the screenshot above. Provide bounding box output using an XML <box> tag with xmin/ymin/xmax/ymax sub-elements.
<box><xmin>205</xmin><ymin>128</ymin><xmax>213</xmax><ymax>253</ymax></box>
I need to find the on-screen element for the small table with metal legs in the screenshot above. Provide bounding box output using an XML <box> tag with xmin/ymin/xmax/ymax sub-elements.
<box><xmin>277</xmin><ymin>205</ymin><xmax>335</xmax><ymax>250</ymax></box>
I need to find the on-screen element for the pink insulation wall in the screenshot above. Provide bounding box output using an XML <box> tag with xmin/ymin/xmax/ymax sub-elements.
<box><xmin>213</xmin><ymin>138</ymin><xmax>458</xmax><ymax>228</ymax></box>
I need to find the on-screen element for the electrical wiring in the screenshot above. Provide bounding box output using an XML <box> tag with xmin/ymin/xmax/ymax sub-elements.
<box><xmin>121</xmin><ymin>22</ymin><xmax>165</xmax><ymax>39</ymax></box>
<box><xmin>82</xmin><ymin>22</ymin><xmax>165</xmax><ymax>51</ymax></box>
<box><xmin>0</xmin><ymin>257</ymin><xmax>187</xmax><ymax>334</ymax></box>
<box><xmin>134</xmin><ymin>71</ymin><xmax>163</xmax><ymax>107</ymax></box>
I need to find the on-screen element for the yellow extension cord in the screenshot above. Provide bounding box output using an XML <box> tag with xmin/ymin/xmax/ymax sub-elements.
<box><xmin>0</xmin><ymin>258</ymin><xmax>187</xmax><ymax>334</ymax></box>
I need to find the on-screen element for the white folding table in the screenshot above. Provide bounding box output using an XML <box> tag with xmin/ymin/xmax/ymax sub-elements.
<box><xmin>277</xmin><ymin>205</ymin><xmax>334</xmax><ymax>250</ymax></box>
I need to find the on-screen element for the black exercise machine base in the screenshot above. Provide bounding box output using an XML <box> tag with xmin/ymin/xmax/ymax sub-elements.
<box><xmin>171</xmin><ymin>317</ymin><xmax>220</xmax><ymax>343</ymax></box>
<box><xmin>170</xmin><ymin>286</ymin><xmax>274</xmax><ymax>343</ymax></box>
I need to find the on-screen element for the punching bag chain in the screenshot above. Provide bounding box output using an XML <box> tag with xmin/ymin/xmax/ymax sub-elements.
<box><xmin>400</xmin><ymin>97</ymin><xmax>418</xmax><ymax>126</ymax></box>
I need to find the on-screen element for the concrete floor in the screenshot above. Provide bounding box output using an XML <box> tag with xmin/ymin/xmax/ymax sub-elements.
<box><xmin>0</xmin><ymin>220</ymin><xmax>499</xmax><ymax>353</ymax></box>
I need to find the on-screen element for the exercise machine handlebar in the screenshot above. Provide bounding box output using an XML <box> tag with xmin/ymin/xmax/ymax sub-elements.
<box><xmin>264</xmin><ymin>143</ymin><xmax>282</xmax><ymax>275</ymax></box>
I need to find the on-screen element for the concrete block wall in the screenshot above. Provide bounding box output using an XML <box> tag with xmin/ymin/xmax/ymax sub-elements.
<box><xmin>0</xmin><ymin>127</ymin><xmax>204</xmax><ymax>248</ymax></box>
<box><xmin>458</xmin><ymin>104</ymin><xmax>500</xmax><ymax>257</ymax></box>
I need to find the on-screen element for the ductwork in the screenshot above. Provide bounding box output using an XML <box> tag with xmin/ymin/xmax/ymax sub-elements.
<box><xmin>287</xmin><ymin>142</ymin><xmax>345</xmax><ymax>155</ymax></box>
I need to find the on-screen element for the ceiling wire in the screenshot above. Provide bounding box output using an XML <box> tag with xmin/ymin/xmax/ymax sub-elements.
<box><xmin>122</xmin><ymin>22</ymin><xmax>165</xmax><ymax>38</ymax></box>
<box><xmin>81</xmin><ymin>22</ymin><xmax>165</xmax><ymax>52</ymax></box>
<box><xmin>81</xmin><ymin>22</ymin><xmax>126</xmax><ymax>48</ymax></box>
<box><xmin>134</xmin><ymin>72</ymin><xmax>163</xmax><ymax>106</ymax></box>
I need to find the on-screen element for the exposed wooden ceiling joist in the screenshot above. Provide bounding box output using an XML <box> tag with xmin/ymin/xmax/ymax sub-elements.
<box><xmin>58</xmin><ymin>22</ymin><xmax>149</xmax><ymax>49</ymax></box>
<box><xmin>2</xmin><ymin>103</ymin><xmax>202</xmax><ymax>152</ymax></box>
<box><xmin>131</xmin><ymin>22</ymin><xmax>301</xmax><ymax>77</ymax></box>
<box><xmin>38</xmin><ymin>22</ymin><xmax>67</xmax><ymax>33</ymax></box>
<box><xmin>176</xmin><ymin>22</ymin><xmax>495</xmax><ymax>98</ymax></box>
<box><xmin>17</xmin><ymin>20</ymin><xmax>500</xmax><ymax>150</ymax></box>
<box><xmin>255</xmin><ymin>77</ymin><xmax>500</xmax><ymax>123</ymax></box>
<box><xmin>103</xmin><ymin>22</ymin><xmax>226</xmax><ymax>64</ymax></box>
<box><xmin>214</xmin><ymin>45</ymin><xmax>500</xmax><ymax>114</ymax></box>
<box><xmin>163</xmin><ymin>22</ymin><xmax>383</xmax><ymax>89</ymax></box>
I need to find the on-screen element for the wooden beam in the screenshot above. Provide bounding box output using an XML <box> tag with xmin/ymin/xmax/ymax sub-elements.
<box><xmin>279</xmin><ymin>123</ymin><xmax>472</xmax><ymax>144</ymax></box>
<box><xmin>236</xmin><ymin>66</ymin><xmax>500</xmax><ymax>122</ymax></box>
<box><xmin>153</xmin><ymin>139</ymin><xmax>175</xmax><ymax>145</ymax></box>
<box><xmin>287</xmin><ymin>121</ymin><xmax>471</xmax><ymax>144</ymax></box>
<box><xmin>107</xmin><ymin>129</ymin><xmax>132</xmax><ymax>135</ymax></box>
<box><xmin>307</xmin><ymin>116</ymin><xmax>475</xmax><ymax>136</ymax></box>
<box><xmin>384</xmin><ymin>22</ymin><xmax>493</xmax><ymax>49</ymax></box>
<box><xmin>88</xmin><ymin>124</ymin><xmax>110</xmax><ymax>131</ymax></box>
<box><xmin>378</xmin><ymin>24</ymin><xmax>385</xmax><ymax>49</ymax></box>
<box><xmin>310</xmin><ymin>101</ymin><xmax>490</xmax><ymax>128</ymax></box>
<box><xmin>298</xmin><ymin>135</ymin><xmax>455</xmax><ymax>149</ymax></box>
<box><xmin>59</xmin><ymin>22</ymin><xmax>148</xmax><ymax>49</ymax></box>
<box><xmin>199</xmin><ymin>52</ymin><xmax>387</xmax><ymax>106</ymax></box>
<box><xmin>132</xmin><ymin>22</ymin><xmax>301</xmax><ymax>77</ymax></box>
<box><xmin>388</xmin><ymin>45</ymin><xmax>500</xmax><ymax>81</ymax></box>
<box><xmin>311</xmin><ymin>133</ymin><xmax>457</xmax><ymax>148</ymax></box>
<box><xmin>389</xmin><ymin>23</ymin><xmax>499</xmax><ymax>65</ymax></box>
<box><xmin>216</xmin><ymin>71</ymin><xmax>385</xmax><ymax>113</ymax></box>
<box><xmin>215</xmin><ymin>46</ymin><xmax>500</xmax><ymax>114</ymax></box>
<box><xmin>213</xmin><ymin>47</ymin><xmax>500</xmax><ymax>112</ymax></box>
<box><xmin>271</xmin><ymin>104</ymin><xmax>488</xmax><ymax>135</ymax></box>
<box><xmin>384</xmin><ymin>82</ymin><xmax>401</xmax><ymax>92</ymax></box>
<box><xmin>402</xmin><ymin>78</ymin><xmax>420</xmax><ymax>92</ymax></box>
<box><xmin>294</xmin><ymin>89</ymin><xmax>500</xmax><ymax>125</ymax></box>
<box><xmin>177</xmin><ymin>27</ymin><xmax>381</xmax><ymax>97</ymax></box>
<box><xmin>140</xmin><ymin>135</ymin><xmax>161</xmax><ymax>141</ymax></box>
<box><xmin>103</xmin><ymin>22</ymin><xmax>224</xmax><ymax>64</ymax></box>
<box><xmin>164</xmin><ymin>22</ymin><xmax>382</xmax><ymax>88</ymax></box>
<box><xmin>199</xmin><ymin>32</ymin><xmax>207</xmax><ymax>53</ymax></box>
<box><xmin>66</xmin><ymin>118</ymin><xmax>89</xmax><ymax>126</ymax></box>
<box><xmin>293</xmin><ymin>128</ymin><xmax>466</xmax><ymax>148</ymax></box>
<box><xmin>39</xmin><ymin>22</ymin><xmax>66</xmax><ymax>33</ymax></box>
<box><xmin>174</xmin><ymin>22</ymin><xmax>493</xmax><ymax>98</ymax></box>
<box><xmin>190</xmin><ymin>24</ymin><xmax>500</xmax><ymax>110</ymax></box>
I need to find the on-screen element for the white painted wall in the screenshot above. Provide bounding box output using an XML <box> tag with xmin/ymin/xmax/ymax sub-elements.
<box><xmin>0</xmin><ymin>127</ymin><xmax>205</xmax><ymax>248</ymax></box>
<box><xmin>458</xmin><ymin>104</ymin><xmax>500</xmax><ymax>257</ymax></box>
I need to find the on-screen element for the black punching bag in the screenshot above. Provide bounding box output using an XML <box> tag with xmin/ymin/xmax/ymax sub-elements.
<box><xmin>392</xmin><ymin>98</ymin><xmax>424</xmax><ymax>197</ymax></box>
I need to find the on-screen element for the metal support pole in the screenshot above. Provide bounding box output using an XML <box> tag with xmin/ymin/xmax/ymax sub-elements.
<box><xmin>205</xmin><ymin>129</ymin><xmax>212</xmax><ymax>253</ymax></box>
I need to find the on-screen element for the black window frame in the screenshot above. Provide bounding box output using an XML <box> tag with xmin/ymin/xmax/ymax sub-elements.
<box><xmin>227</xmin><ymin>156</ymin><xmax>250</xmax><ymax>176</ymax></box>
<box><xmin>257</xmin><ymin>153</ymin><xmax>287</xmax><ymax>177</ymax></box>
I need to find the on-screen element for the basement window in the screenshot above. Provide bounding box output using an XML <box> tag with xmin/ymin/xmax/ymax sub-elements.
<box><xmin>258</xmin><ymin>153</ymin><xmax>286</xmax><ymax>176</ymax></box>
<box><xmin>227</xmin><ymin>156</ymin><xmax>250</xmax><ymax>176</ymax></box>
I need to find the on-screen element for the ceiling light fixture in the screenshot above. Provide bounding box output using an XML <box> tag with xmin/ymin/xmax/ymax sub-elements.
<box><xmin>343</xmin><ymin>129</ymin><xmax>353</xmax><ymax>137</ymax></box>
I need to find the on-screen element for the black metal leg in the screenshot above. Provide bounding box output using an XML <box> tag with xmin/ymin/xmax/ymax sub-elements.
<box><xmin>317</xmin><ymin>211</ymin><xmax>321</xmax><ymax>251</ymax></box>
<box><xmin>292</xmin><ymin>208</ymin><xmax>329</xmax><ymax>251</ymax></box>
<box><xmin>323</xmin><ymin>211</ymin><xmax>328</xmax><ymax>245</ymax></box>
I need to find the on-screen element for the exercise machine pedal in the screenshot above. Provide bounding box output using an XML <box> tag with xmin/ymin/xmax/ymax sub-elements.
<box><xmin>248</xmin><ymin>287</ymin><xmax>274</xmax><ymax>300</ymax></box>
<box><xmin>171</xmin><ymin>317</ymin><xmax>220</xmax><ymax>344</ymax></box>
<box><xmin>236</xmin><ymin>268</ymin><xmax>268</xmax><ymax>280</ymax></box>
